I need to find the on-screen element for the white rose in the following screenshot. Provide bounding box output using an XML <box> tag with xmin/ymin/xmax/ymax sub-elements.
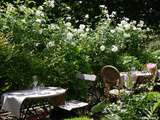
<box><xmin>100</xmin><ymin>45</ymin><xmax>105</xmax><ymax>51</ymax></box>
<box><xmin>116</xmin><ymin>27</ymin><xmax>124</xmax><ymax>32</ymax></box>
<box><xmin>77</xmin><ymin>28</ymin><xmax>84</xmax><ymax>33</ymax></box>
<box><xmin>99</xmin><ymin>5</ymin><xmax>105</xmax><ymax>8</ymax></box>
<box><xmin>124</xmin><ymin>24</ymin><xmax>131</xmax><ymax>30</ymax></box>
<box><xmin>137</xmin><ymin>20</ymin><xmax>144</xmax><ymax>28</ymax></box>
<box><xmin>66</xmin><ymin>16</ymin><xmax>71</xmax><ymax>20</ymax></box>
<box><xmin>66</xmin><ymin>7</ymin><xmax>71</xmax><ymax>10</ymax></box>
<box><xmin>123</xmin><ymin>33</ymin><xmax>131</xmax><ymax>38</ymax></box>
<box><xmin>111</xmin><ymin>45</ymin><xmax>118</xmax><ymax>52</ymax></box>
<box><xmin>35</xmin><ymin>10</ymin><xmax>44</xmax><ymax>17</ymax></box>
<box><xmin>86</xmin><ymin>28</ymin><xmax>90</xmax><ymax>32</ymax></box>
<box><xmin>49</xmin><ymin>0</ymin><xmax>55</xmax><ymax>8</ymax></box>
<box><xmin>79</xmin><ymin>24</ymin><xmax>85</xmax><ymax>30</ymax></box>
<box><xmin>132</xmin><ymin>26</ymin><xmax>137</xmax><ymax>30</ymax></box>
<box><xmin>110</xmin><ymin>29</ymin><xmax>115</xmax><ymax>33</ymax></box>
<box><xmin>65</xmin><ymin>22</ymin><xmax>72</xmax><ymax>27</ymax></box>
<box><xmin>67</xmin><ymin>32</ymin><xmax>73</xmax><ymax>40</ymax></box>
<box><xmin>38</xmin><ymin>6</ymin><xmax>43</xmax><ymax>10</ymax></box>
<box><xmin>85</xmin><ymin>14</ymin><xmax>89</xmax><ymax>19</ymax></box>
<box><xmin>36</xmin><ymin>19</ymin><xmax>42</xmax><ymax>23</ymax></box>
<box><xmin>46</xmin><ymin>41</ymin><xmax>55</xmax><ymax>48</ymax></box>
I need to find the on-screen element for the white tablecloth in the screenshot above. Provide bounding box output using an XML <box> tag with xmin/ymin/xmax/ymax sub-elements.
<box><xmin>120</xmin><ymin>71</ymin><xmax>152</xmax><ymax>88</ymax></box>
<box><xmin>1</xmin><ymin>87</ymin><xmax>67</xmax><ymax>118</ymax></box>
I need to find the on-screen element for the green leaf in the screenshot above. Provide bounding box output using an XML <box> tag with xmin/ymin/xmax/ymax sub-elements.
<box><xmin>151</xmin><ymin>100</ymin><xmax>160</xmax><ymax>114</ymax></box>
<box><xmin>101</xmin><ymin>114</ymin><xmax>122</xmax><ymax>120</ymax></box>
<box><xmin>91</xmin><ymin>100</ymin><xmax>106</xmax><ymax>114</ymax></box>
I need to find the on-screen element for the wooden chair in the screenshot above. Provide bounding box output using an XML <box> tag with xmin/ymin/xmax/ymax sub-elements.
<box><xmin>52</xmin><ymin>73</ymin><xmax>97</xmax><ymax>119</ymax></box>
<box><xmin>101</xmin><ymin>65</ymin><xmax>123</xmax><ymax>100</ymax></box>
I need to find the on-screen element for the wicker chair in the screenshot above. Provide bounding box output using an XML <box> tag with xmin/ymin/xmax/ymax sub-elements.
<box><xmin>101</xmin><ymin>65</ymin><xmax>123</xmax><ymax>99</ymax></box>
<box><xmin>146</xmin><ymin>63</ymin><xmax>157</xmax><ymax>75</ymax></box>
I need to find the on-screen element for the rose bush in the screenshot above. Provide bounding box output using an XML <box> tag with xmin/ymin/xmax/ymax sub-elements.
<box><xmin>0</xmin><ymin>1</ymin><xmax>159</xmax><ymax>99</ymax></box>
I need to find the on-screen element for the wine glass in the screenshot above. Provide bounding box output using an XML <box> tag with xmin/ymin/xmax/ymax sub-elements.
<box><xmin>33</xmin><ymin>80</ymin><xmax>38</xmax><ymax>88</ymax></box>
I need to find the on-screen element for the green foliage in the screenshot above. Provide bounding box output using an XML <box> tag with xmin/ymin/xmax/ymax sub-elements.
<box><xmin>64</xmin><ymin>116</ymin><xmax>91</xmax><ymax>120</ymax></box>
<box><xmin>91</xmin><ymin>92</ymin><xmax>160</xmax><ymax>120</ymax></box>
<box><xmin>120</xmin><ymin>55</ymin><xmax>142</xmax><ymax>71</ymax></box>
<box><xmin>91</xmin><ymin>100</ymin><xmax>106</xmax><ymax>114</ymax></box>
<box><xmin>0</xmin><ymin>1</ymin><xmax>159</xmax><ymax>100</ymax></box>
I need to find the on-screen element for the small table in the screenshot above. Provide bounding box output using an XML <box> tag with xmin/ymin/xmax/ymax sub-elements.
<box><xmin>120</xmin><ymin>71</ymin><xmax>153</xmax><ymax>88</ymax></box>
<box><xmin>1</xmin><ymin>87</ymin><xmax>67</xmax><ymax>119</ymax></box>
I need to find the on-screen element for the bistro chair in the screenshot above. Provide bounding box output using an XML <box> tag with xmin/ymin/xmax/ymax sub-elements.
<box><xmin>144</xmin><ymin>63</ymin><xmax>157</xmax><ymax>75</ymax></box>
<box><xmin>51</xmin><ymin>73</ymin><xmax>97</xmax><ymax>120</ymax></box>
<box><xmin>101</xmin><ymin>65</ymin><xmax>123</xmax><ymax>101</ymax></box>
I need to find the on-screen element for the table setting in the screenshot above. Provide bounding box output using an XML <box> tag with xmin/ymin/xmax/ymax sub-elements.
<box><xmin>1</xmin><ymin>86</ymin><xmax>67</xmax><ymax>118</ymax></box>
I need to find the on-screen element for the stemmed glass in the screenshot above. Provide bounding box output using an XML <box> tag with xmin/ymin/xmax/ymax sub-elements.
<box><xmin>32</xmin><ymin>75</ymin><xmax>39</xmax><ymax>94</ymax></box>
<box><xmin>33</xmin><ymin>80</ymin><xmax>38</xmax><ymax>88</ymax></box>
<box><xmin>126</xmin><ymin>66</ymin><xmax>136</xmax><ymax>90</ymax></box>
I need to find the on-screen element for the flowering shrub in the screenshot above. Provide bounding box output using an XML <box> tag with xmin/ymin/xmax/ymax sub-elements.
<box><xmin>0</xmin><ymin>2</ymin><xmax>158</xmax><ymax>99</ymax></box>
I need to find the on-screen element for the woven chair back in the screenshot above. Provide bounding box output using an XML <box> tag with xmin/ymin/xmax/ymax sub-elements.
<box><xmin>101</xmin><ymin>65</ymin><xmax>121</xmax><ymax>87</ymax></box>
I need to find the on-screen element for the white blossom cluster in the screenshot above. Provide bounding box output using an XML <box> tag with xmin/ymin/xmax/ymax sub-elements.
<box><xmin>44</xmin><ymin>0</ymin><xmax>55</xmax><ymax>8</ymax></box>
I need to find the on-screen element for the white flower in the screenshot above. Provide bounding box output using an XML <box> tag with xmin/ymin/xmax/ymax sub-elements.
<box><xmin>65</xmin><ymin>22</ymin><xmax>72</xmax><ymax>27</ymax></box>
<box><xmin>85</xmin><ymin>14</ymin><xmax>89</xmax><ymax>19</ymax></box>
<box><xmin>38</xmin><ymin>6</ymin><xmax>43</xmax><ymax>10</ymax></box>
<box><xmin>48</xmin><ymin>0</ymin><xmax>55</xmax><ymax>8</ymax></box>
<box><xmin>36</xmin><ymin>19</ymin><xmax>42</xmax><ymax>23</ymax></box>
<box><xmin>110</xmin><ymin>11</ymin><xmax>116</xmax><ymax>18</ymax></box>
<box><xmin>66</xmin><ymin>7</ymin><xmax>71</xmax><ymax>10</ymax></box>
<box><xmin>35</xmin><ymin>43</ymin><xmax>41</xmax><ymax>47</ymax></box>
<box><xmin>86</xmin><ymin>28</ymin><xmax>90</xmax><ymax>32</ymax></box>
<box><xmin>111</xmin><ymin>45</ymin><xmax>118</xmax><ymax>52</ymax></box>
<box><xmin>46</xmin><ymin>41</ymin><xmax>55</xmax><ymax>48</ymax></box>
<box><xmin>75</xmin><ymin>20</ymin><xmax>79</xmax><ymax>23</ymax></box>
<box><xmin>79</xmin><ymin>24</ymin><xmax>85</xmax><ymax>30</ymax></box>
<box><xmin>44</xmin><ymin>0</ymin><xmax>55</xmax><ymax>8</ymax></box>
<box><xmin>66</xmin><ymin>16</ymin><xmax>71</xmax><ymax>20</ymax></box>
<box><xmin>124</xmin><ymin>24</ymin><xmax>131</xmax><ymax>30</ymax></box>
<box><xmin>110</xmin><ymin>29</ymin><xmax>115</xmax><ymax>33</ymax></box>
<box><xmin>137</xmin><ymin>28</ymin><xmax>142</xmax><ymax>31</ymax></box>
<box><xmin>123</xmin><ymin>17</ymin><xmax>129</xmax><ymax>21</ymax></box>
<box><xmin>130</xmin><ymin>20</ymin><xmax>137</xmax><ymax>25</ymax></box>
<box><xmin>123</xmin><ymin>33</ymin><xmax>131</xmax><ymax>38</ymax></box>
<box><xmin>74</xmin><ymin>28</ymin><xmax>78</xmax><ymax>33</ymax></box>
<box><xmin>116</xmin><ymin>26</ymin><xmax>124</xmax><ymax>32</ymax></box>
<box><xmin>7</xmin><ymin>4</ymin><xmax>16</xmax><ymax>12</ymax></box>
<box><xmin>137</xmin><ymin>20</ymin><xmax>144</xmax><ymax>28</ymax></box>
<box><xmin>99</xmin><ymin>5</ymin><xmax>105</xmax><ymax>8</ymax></box>
<box><xmin>19</xmin><ymin>5</ymin><xmax>26</xmax><ymax>11</ymax></box>
<box><xmin>66</xmin><ymin>32</ymin><xmax>73</xmax><ymax>40</ymax></box>
<box><xmin>39</xmin><ymin>29</ymin><xmax>43</xmax><ymax>34</ymax></box>
<box><xmin>103</xmin><ymin>10</ymin><xmax>108</xmax><ymax>14</ymax></box>
<box><xmin>100</xmin><ymin>45</ymin><xmax>105</xmax><ymax>51</ymax></box>
<box><xmin>146</xmin><ymin>27</ymin><xmax>150</xmax><ymax>31</ymax></box>
<box><xmin>80</xmin><ymin>33</ymin><xmax>87</xmax><ymax>37</ymax></box>
<box><xmin>132</xmin><ymin>26</ymin><xmax>137</xmax><ymax>30</ymax></box>
<box><xmin>77</xmin><ymin>28</ymin><xmax>84</xmax><ymax>33</ymax></box>
<box><xmin>35</xmin><ymin>10</ymin><xmax>44</xmax><ymax>17</ymax></box>
<box><xmin>79</xmin><ymin>1</ymin><xmax>82</xmax><ymax>4</ymax></box>
<box><xmin>49</xmin><ymin>24</ymin><xmax>59</xmax><ymax>30</ymax></box>
<box><xmin>121</xmin><ymin>20</ymin><xmax>128</xmax><ymax>25</ymax></box>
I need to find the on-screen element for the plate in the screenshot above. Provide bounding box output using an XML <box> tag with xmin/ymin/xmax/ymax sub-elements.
<box><xmin>8</xmin><ymin>92</ymin><xmax>24</xmax><ymax>96</ymax></box>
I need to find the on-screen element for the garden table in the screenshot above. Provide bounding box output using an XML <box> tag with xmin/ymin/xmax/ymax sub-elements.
<box><xmin>1</xmin><ymin>87</ymin><xmax>67</xmax><ymax>119</ymax></box>
<box><xmin>120</xmin><ymin>71</ymin><xmax>153</xmax><ymax>88</ymax></box>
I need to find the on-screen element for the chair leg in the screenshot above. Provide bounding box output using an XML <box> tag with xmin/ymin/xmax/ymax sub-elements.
<box><xmin>104</xmin><ymin>83</ymin><xmax>110</xmax><ymax>98</ymax></box>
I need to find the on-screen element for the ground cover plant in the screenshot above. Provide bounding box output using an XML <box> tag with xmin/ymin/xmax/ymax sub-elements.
<box><xmin>91</xmin><ymin>92</ymin><xmax>160</xmax><ymax>120</ymax></box>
